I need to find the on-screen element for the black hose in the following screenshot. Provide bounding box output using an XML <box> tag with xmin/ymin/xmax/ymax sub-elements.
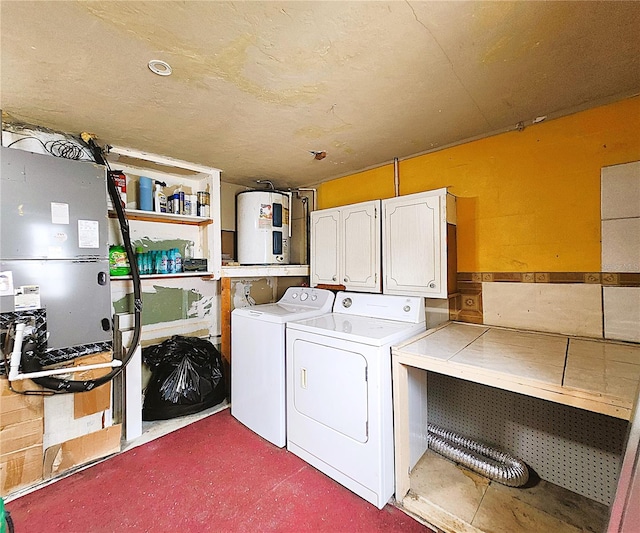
<box><xmin>24</xmin><ymin>139</ymin><xmax>143</xmax><ymax>392</ymax></box>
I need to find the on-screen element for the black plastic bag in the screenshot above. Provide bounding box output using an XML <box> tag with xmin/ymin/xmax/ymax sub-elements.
<box><xmin>142</xmin><ymin>335</ymin><xmax>226</xmax><ymax>421</ymax></box>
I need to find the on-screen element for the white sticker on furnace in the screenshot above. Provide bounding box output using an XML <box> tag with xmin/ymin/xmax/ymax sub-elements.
<box><xmin>78</xmin><ymin>220</ymin><xmax>100</xmax><ymax>248</ymax></box>
<box><xmin>51</xmin><ymin>202</ymin><xmax>70</xmax><ymax>225</ymax></box>
<box><xmin>0</xmin><ymin>271</ymin><xmax>14</xmax><ymax>297</ymax></box>
<box><xmin>15</xmin><ymin>285</ymin><xmax>41</xmax><ymax>310</ymax></box>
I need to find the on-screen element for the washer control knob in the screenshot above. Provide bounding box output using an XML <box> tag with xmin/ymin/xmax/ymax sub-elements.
<box><xmin>403</xmin><ymin>305</ymin><xmax>411</xmax><ymax>312</ymax></box>
<box><xmin>311</xmin><ymin>294</ymin><xmax>317</xmax><ymax>301</ymax></box>
<box><xmin>342</xmin><ymin>297</ymin><xmax>352</xmax><ymax>308</ymax></box>
<box><xmin>300</xmin><ymin>293</ymin><xmax>309</xmax><ymax>301</ymax></box>
<box><xmin>292</xmin><ymin>293</ymin><xmax>298</xmax><ymax>299</ymax></box>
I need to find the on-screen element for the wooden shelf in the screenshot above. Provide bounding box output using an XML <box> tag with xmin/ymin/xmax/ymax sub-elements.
<box><xmin>108</xmin><ymin>209</ymin><xmax>213</xmax><ymax>226</ymax></box>
<box><xmin>111</xmin><ymin>272</ymin><xmax>212</xmax><ymax>281</ymax></box>
<box><xmin>220</xmin><ymin>264</ymin><xmax>309</xmax><ymax>278</ymax></box>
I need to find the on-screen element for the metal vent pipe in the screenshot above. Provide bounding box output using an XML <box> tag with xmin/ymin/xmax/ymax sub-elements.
<box><xmin>393</xmin><ymin>157</ymin><xmax>399</xmax><ymax>196</ymax></box>
<box><xmin>427</xmin><ymin>424</ymin><xmax>529</xmax><ymax>487</ymax></box>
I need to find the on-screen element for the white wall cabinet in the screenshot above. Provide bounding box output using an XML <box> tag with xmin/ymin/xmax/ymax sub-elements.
<box><xmin>382</xmin><ymin>188</ymin><xmax>456</xmax><ymax>298</ymax></box>
<box><xmin>310</xmin><ymin>200</ymin><xmax>381</xmax><ymax>292</ymax></box>
<box><xmin>311</xmin><ymin>189</ymin><xmax>455</xmax><ymax>298</ymax></box>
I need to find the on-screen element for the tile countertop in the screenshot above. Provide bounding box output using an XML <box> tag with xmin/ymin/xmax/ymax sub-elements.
<box><xmin>392</xmin><ymin>321</ymin><xmax>640</xmax><ymax>420</ymax></box>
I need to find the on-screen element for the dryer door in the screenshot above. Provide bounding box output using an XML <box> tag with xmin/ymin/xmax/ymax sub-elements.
<box><xmin>291</xmin><ymin>340</ymin><xmax>368</xmax><ymax>443</ymax></box>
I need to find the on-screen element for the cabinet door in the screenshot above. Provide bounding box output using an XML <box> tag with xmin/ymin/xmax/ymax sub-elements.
<box><xmin>342</xmin><ymin>201</ymin><xmax>381</xmax><ymax>292</ymax></box>
<box><xmin>310</xmin><ymin>209</ymin><xmax>340</xmax><ymax>286</ymax></box>
<box><xmin>383</xmin><ymin>193</ymin><xmax>445</xmax><ymax>297</ymax></box>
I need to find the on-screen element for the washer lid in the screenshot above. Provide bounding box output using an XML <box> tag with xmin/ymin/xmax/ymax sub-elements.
<box><xmin>231</xmin><ymin>287</ymin><xmax>335</xmax><ymax>324</ymax></box>
<box><xmin>287</xmin><ymin>313</ymin><xmax>426</xmax><ymax>346</ymax></box>
<box><xmin>233</xmin><ymin>303</ymin><xmax>332</xmax><ymax>324</ymax></box>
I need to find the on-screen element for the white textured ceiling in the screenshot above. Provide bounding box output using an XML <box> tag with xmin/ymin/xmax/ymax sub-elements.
<box><xmin>1</xmin><ymin>1</ymin><xmax>639</xmax><ymax>188</ymax></box>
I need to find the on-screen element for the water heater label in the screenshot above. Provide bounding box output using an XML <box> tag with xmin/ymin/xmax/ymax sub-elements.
<box><xmin>259</xmin><ymin>203</ymin><xmax>272</xmax><ymax>228</ymax></box>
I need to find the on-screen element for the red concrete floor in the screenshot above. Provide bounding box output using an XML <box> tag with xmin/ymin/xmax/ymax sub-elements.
<box><xmin>6</xmin><ymin>408</ymin><xmax>432</xmax><ymax>532</ymax></box>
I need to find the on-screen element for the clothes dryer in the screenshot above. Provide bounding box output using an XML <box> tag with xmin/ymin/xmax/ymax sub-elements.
<box><xmin>286</xmin><ymin>291</ymin><xmax>425</xmax><ymax>509</ymax></box>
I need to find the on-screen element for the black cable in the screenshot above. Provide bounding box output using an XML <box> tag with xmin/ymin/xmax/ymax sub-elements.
<box><xmin>16</xmin><ymin>138</ymin><xmax>143</xmax><ymax>393</ymax></box>
<box><xmin>5</xmin><ymin>508</ymin><xmax>14</xmax><ymax>533</ymax></box>
<box><xmin>5</xmin><ymin>136</ymin><xmax>94</xmax><ymax>161</ymax></box>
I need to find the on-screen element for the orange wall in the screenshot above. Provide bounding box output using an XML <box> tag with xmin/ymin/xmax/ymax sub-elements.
<box><xmin>318</xmin><ymin>97</ymin><xmax>640</xmax><ymax>272</ymax></box>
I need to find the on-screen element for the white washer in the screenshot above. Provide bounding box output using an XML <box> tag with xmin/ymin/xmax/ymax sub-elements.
<box><xmin>231</xmin><ymin>287</ymin><xmax>335</xmax><ymax>447</ymax></box>
<box><xmin>286</xmin><ymin>291</ymin><xmax>425</xmax><ymax>509</ymax></box>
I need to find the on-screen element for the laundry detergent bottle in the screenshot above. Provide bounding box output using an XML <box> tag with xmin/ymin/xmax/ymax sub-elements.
<box><xmin>109</xmin><ymin>245</ymin><xmax>130</xmax><ymax>276</ymax></box>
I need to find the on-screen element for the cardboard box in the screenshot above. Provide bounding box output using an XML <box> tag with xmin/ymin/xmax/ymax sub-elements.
<box><xmin>0</xmin><ymin>444</ymin><xmax>43</xmax><ymax>496</ymax></box>
<box><xmin>0</xmin><ymin>378</ymin><xmax>44</xmax><ymax>427</ymax></box>
<box><xmin>0</xmin><ymin>378</ymin><xmax>45</xmax><ymax>495</ymax></box>
<box><xmin>72</xmin><ymin>352</ymin><xmax>113</xmax><ymax>419</ymax></box>
<box><xmin>43</xmin><ymin>424</ymin><xmax>121</xmax><ymax>478</ymax></box>
<box><xmin>1</xmin><ymin>418</ymin><xmax>43</xmax><ymax>455</ymax></box>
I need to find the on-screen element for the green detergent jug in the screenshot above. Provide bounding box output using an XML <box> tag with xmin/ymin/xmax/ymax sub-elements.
<box><xmin>109</xmin><ymin>245</ymin><xmax>131</xmax><ymax>276</ymax></box>
<box><xmin>1</xmin><ymin>497</ymin><xmax>14</xmax><ymax>533</ymax></box>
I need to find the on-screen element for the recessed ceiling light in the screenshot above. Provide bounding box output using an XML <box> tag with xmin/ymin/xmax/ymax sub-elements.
<box><xmin>148</xmin><ymin>59</ymin><xmax>172</xmax><ymax>76</ymax></box>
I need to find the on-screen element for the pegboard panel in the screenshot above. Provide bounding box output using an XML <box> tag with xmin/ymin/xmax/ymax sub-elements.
<box><xmin>427</xmin><ymin>373</ymin><xmax>628</xmax><ymax>506</ymax></box>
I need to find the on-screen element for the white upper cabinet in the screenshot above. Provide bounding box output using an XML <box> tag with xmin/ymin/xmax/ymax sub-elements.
<box><xmin>311</xmin><ymin>190</ymin><xmax>456</xmax><ymax>298</ymax></box>
<box><xmin>310</xmin><ymin>208</ymin><xmax>340</xmax><ymax>286</ymax></box>
<box><xmin>382</xmin><ymin>188</ymin><xmax>456</xmax><ymax>298</ymax></box>
<box><xmin>341</xmin><ymin>202</ymin><xmax>381</xmax><ymax>291</ymax></box>
<box><xmin>310</xmin><ymin>200</ymin><xmax>381</xmax><ymax>292</ymax></box>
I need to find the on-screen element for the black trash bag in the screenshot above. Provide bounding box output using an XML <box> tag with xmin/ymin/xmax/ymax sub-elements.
<box><xmin>142</xmin><ymin>335</ymin><xmax>226</xmax><ymax>421</ymax></box>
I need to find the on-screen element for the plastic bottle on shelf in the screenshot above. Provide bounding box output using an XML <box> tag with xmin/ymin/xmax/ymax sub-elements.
<box><xmin>154</xmin><ymin>181</ymin><xmax>167</xmax><ymax>213</ymax></box>
<box><xmin>159</xmin><ymin>250</ymin><xmax>169</xmax><ymax>274</ymax></box>
<box><xmin>197</xmin><ymin>191</ymin><xmax>210</xmax><ymax>217</ymax></box>
<box><xmin>174</xmin><ymin>248</ymin><xmax>183</xmax><ymax>273</ymax></box>
<box><xmin>154</xmin><ymin>251</ymin><xmax>162</xmax><ymax>274</ymax></box>
<box><xmin>136</xmin><ymin>247</ymin><xmax>144</xmax><ymax>274</ymax></box>
<box><xmin>175</xmin><ymin>186</ymin><xmax>185</xmax><ymax>215</ymax></box>
<box><xmin>140</xmin><ymin>252</ymin><xmax>148</xmax><ymax>275</ymax></box>
<box><xmin>167</xmin><ymin>249</ymin><xmax>175</xmax><ymax>274</ymax></box>
<box><xmin>139</xmin><ymin>176</ymin><xmax>153</xmax><ymax>211</ymax></box>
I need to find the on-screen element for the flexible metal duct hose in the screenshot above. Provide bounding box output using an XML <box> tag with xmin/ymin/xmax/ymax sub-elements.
<box><xmin>427</xmin><ymin>424</ymin><xmax>529</xmax><ymax>487</ymax></box>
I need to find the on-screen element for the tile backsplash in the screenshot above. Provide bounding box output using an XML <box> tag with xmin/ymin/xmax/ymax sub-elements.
<box><xmin>601</xmin><ymin>161</ymin><xmax>640</xmax><ymax>342</ymax></box>
<box><xmin>482</xmin><ymin>282</ymin><xmax>603</xmax><ymax>337</ymax></box>
<box><xmin>604</xmin><ymin>286</ymin><xmax>640</xmax><ymax>343</ymax></box>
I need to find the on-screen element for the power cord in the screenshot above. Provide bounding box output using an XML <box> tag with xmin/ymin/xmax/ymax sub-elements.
<box><xmin>5</xmin><ymin>136</ymin><xmax>94</xmax><ymax>161</ymax></box>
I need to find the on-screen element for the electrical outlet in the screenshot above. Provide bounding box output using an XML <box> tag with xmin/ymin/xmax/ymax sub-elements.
<box><xmin>244</xmin><ymin>285</ymin><xmax>251</xmax><ymax>296</ymax></box>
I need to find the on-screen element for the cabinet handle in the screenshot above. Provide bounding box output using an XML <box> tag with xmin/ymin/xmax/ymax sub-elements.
<box><xmin>429</xmin><ymin>283</ymin><xmax>436</xmax><ymax>288</ymax></box>
<box><xmin>332</xmin><ymin>276</ymin><xmax>337</xmax><ymax>281</ymax></box>
<box><xmin>344</xmin><ymin>277</ymin><xmax>348</xmax><ymax>283</ymax></box>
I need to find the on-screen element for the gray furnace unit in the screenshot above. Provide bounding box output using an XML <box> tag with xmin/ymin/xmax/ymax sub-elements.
<box><xmin>0</xmin><ymin>146</ymin><xmax>113</xmax><ymax>364</ymax></box>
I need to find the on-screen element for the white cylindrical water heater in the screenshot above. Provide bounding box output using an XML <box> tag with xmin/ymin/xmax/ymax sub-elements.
<box><xmin>236</xmin><ymin>190</ymin><xmax>290</xmax><ymax>265</ymax></box>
